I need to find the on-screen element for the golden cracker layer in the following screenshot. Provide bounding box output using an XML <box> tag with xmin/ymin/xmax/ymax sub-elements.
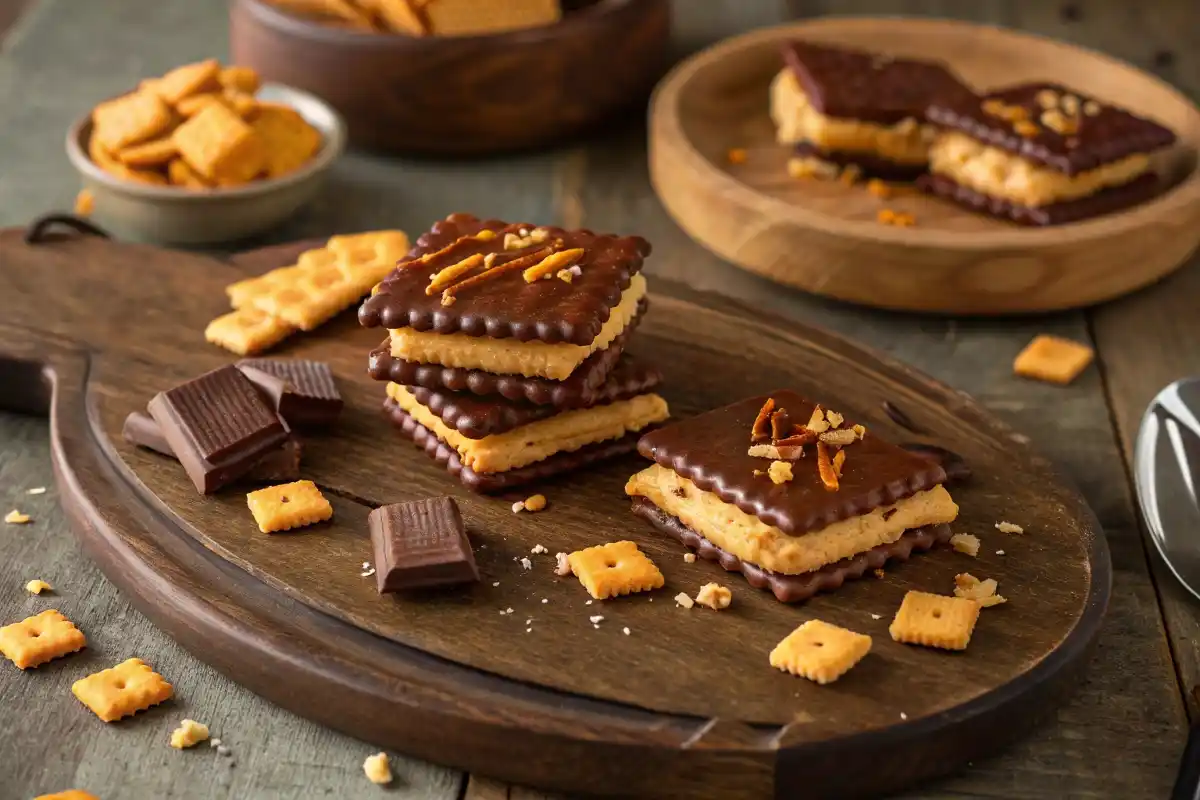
<box><xmin>388</xmin><ymin>383</ymin><xmax>669</xmax><ymax>474</ymax></box>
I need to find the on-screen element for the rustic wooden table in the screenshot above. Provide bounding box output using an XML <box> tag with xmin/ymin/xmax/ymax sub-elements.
<box><xmin>0</xmin><ymin>0</ymin><xmax>1197</xmax><ymax>798</ymax></box>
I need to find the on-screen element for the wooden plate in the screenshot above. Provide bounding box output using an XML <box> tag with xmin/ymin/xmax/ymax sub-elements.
<box><xmin>0</xmin><ymin>228</ymin><xmax>1110</xmax><ymax>799</ymax></box>
<box><xmin>648</xmin><ymin>17</ymin><xmax>1200</xmax><ymax>314</ymax></box>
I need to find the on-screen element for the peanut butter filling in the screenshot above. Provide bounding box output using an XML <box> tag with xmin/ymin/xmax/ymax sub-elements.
<box><xmin>389</xmin><ymin>383</ymin><xmax>669</xmax><ymax>474</ymax></box>
<box><xmin>626</xmin><ymin>464</ymin><xmax>959</xmax><ymax>575</ymax></box>
<box><xmin>388</xmin><ymin>274</ymin><xmax>647</xmax><ymax>380</ymax></box>
<box><xmin>769</xmin><ymin>69</ymin><xmax>935</xmax><ymax>165</ymax></box>
<box><xmin>929</xmin><ymin>131</ymin><xmax>1151</xmax><ymax>207</ymax></box>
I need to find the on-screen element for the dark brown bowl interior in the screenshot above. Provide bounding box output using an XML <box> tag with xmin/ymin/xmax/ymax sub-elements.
<box><xmin>229</xmin><ymin>0</ymin><xmax>671</xmax><ymax>156</ymax></box>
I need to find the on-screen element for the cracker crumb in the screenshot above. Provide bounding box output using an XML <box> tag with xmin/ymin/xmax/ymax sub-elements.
<box><xmin>4</xmin><ymin>510</ymin><xmax>31</xmax><ymax>524</ymax></box>
<box><xmin>623</xmin><ymin>627</ymin><xmax>631</xmax><ymax>635</ymax></box>
<box><xmin>900</xmin><ymin>712</ymin><xmax>908</xmax><ymax>720</ymax></box>
<box><xmin>519</xmin><ymin>557</ymin><xmax>533</xmax><ymax>571</ymax></box>
<box><xmin>26</xmin><ymin>487</ymin><xmax>46</xmax><ymax>495</ymax></box>
<box><xmin>170</xmin><ymin>718</ymin><xmax>210</xmax><ymax>749</ymax></box>
<box><xmin>362</xmin><ymin>561</ymin><xmax>370</xmax><ymax>569</ymax></box>
<box><xmin>209</xmin><ymin>738</ymin><xmax>222</xmax><ymax>748</ymax></box>
<box><xmin>865</xmin><ymin>179</ymin><xmax>891</xmax><ymax>199</ymax></box>
<box><xmin>995</xmin><ymin>521</ymin><xmax>1024</xmax><ymax>534</ymax></box>
<box><xmin>74</xmin><ymin>188</ymin><xmax>95</xmax><ymax>217</ymax></box>
<box><xmin>684</xmin><ymin>553</ymin><xmax>696</xmax><ymax>564</ymax></box>
<box><xmin>825</xmin><ymin>410</ymin><xmax>844</xmax><ymax>429</ymax></box>
<box><xmin>511</xmin><ymin>501</ymin><xmax>525</xmax><ymax>513</ymax></box>
<box><xmin>675</xmin><ymin>592</ymin><xmax>695</xmax><ymax>609</ymax></box>
<box><xmin>589</xmin><ymin>615</ymin><xmax>604</xmax><ymax>624</ymax></box>
<box><xmin>554</xmin><ymin>552</ymin><xmax>571</xmax><ymax>576</ymax></box>
<box><xmin>870</xmin><ymin>613</ymin><xmax>882</xmax><ymax>620</ymax></box>
<box><xmin>873</xmin><ymin>568</ymin><xmax>885</xmax><ymax>579</ymax></box>
<box><xmin>877</xmin><ymin>208</ymin><xmax>916</xmax><ymax>227</ymax></box>
<box><xmin>767</xmin><ymin>460</ymin><xmax>794</xmax><ymax>485</ymax></box>
<box><xmin>787</xmin><ymin>156</ymin><xmax>839</xmax><ymax>180</ymax></box>
<box><xmin>726</xmin><ymin>147</ymin><xmax>748</xmax><ymax>165</ymax></box>
<box><xmin>695</xmin><ymin>583</ymin><xmax>732</xmax><ymax>610</ymax></box>
<box><xmin>531</xmin><ymin>544</ymin><xmax>547</xmax><ymax>555</ymax></box>
<box><xmin>567</xmin><ymin>265</ymin><xmax>583</xmax><ymax>277</ymax></box>
<box><xmin>217</xmin><ymin>744</ymin><xmax>232</xmax><ymax>757</ymax></box>
<box><xmin>542</xmin><ymin>598</ymin><xmax>548</xmax><ymax>604</ymax></box>
<box><xmin>360</xmin><ymin>568</ymin><xmax>376</xmax><ymax>578</ymax></box>
<box><xmin>585</xmin><ymin>600</ymin><xmax>593</xmax><ymax>605</ymax></box>
<box><xmin>949</xmin><ymin>533</ymin><xmax>980</xmax><ymax>557</ymax></box>
<box><xmin>505</xmin><ymin>607</ymin><xmax>514</xmax><ymax>614</ymax></box>
<box><xmin>24</xmin><ymin>579</ymin><xmax>52</xmax><ymax>595</ymax></box>
<box><xmin>996</xmin><ymin>549</ymin><xmax>1006</xmax><ymax>556</ymax></box>
<box><xmin>492</xmin><ymin>581</ymin><xmax>500</xmax><ymax>587</ymax></box>
<box><xmin>523</xmin><ymin>494</ymin><xmax>547</xmax><ymax>512</ymax></box>
<box><xmin>556</xmin><ymin>269</ymin><xmax>574</xmax><ymax>284</ymax></box>
<box><xmin>839</xmin><ymin>164</ymin><xmax>862</xmax><ymax>186</ymax></box>
<box><xmin>954</xmin><ymin>572</ymin><xmax>1007</xmax><ymax>607</ymax></box>
<box><xmin>526</xmin><ymin>628</ymin><xmax>532</xmax><ymax>633</ymax></box>
<box><xmin>363</xmin><ymin>752</ymin><xmax>393</xmax><ymax>785</ymax></box>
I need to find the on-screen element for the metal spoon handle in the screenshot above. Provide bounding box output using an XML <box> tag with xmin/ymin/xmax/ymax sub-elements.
<box><xmin>1172</xmin><ymin>724</ymin><xmax>1200</xmax><ymax>800</ymax></box>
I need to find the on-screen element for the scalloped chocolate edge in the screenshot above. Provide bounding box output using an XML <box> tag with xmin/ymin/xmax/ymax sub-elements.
<box><xmin>631</xmin><ymin>497</ymin><xmax>952</xmax><ymax>603</ymax></box>
<box><xmin>358</xmin><ymin>213</ymin><xmax>652</xmax><ymax>345</ymax></box>
<box><xmin>367</xmin><ymin>301</ymin><xmax>647</xmax><ymax>408</ymax></box>
<box><xmin>408</xmin><ymin>358</ymin><xmax>663</xmax><ymax>439</ymax></box>
<box><xmin>917</xmin><ymin>171</ymin><xmax>1164</xmax><ymax>226</ymax></box>
<box><xmin>384</xmin><ymin>399</ymin><xmax>646</xmax><ymax>493</ymax></box>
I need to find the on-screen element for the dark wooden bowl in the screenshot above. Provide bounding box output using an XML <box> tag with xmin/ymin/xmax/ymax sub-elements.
<box><xmin>229</xmin><ymin>0</ymin><xmax>670</xmax><ymax>156</ymax></box>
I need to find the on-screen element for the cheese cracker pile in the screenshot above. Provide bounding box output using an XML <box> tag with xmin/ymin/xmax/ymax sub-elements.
<box><xmin>86</xmin><ymin>60</ymin><xmax>323</xmax><ymax>190</ymax></box>
<box><xmin>264</xmin><ymin>0</ymin><xmax>562</xmax><ymax>37</ymax></box>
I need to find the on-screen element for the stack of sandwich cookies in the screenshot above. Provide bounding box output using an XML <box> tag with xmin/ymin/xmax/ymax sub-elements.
<box><xmin>771</xmin><ymin>40</ymin><xmax>973</xmax><ymax>181</ymax></box>
<box><xmin>920</xmin><ymin>83</ymin><xmax>1177</xmax><ymax>225</ymax></box>
<box><xmin>625</xmin><ymin>390</ymin><xmax>960</xmax><ymax>602</ymax></box>
<box><xmin>360</xmin><ymin>213</ymin><xmax>669</xmax><ymax>491</ymax></box>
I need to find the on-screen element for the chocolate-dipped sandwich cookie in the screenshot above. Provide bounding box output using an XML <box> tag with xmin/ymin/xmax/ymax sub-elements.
<box><xmin>920</xmin><ymin>83</ymin><xmax>1177</xmax><ymax>225</ymax></box>
<box><xmin>625</xmin><ymin>391</ymin><xmax>960</xmax><ymax>602</ymax></box>
<box><xmin>361</xmin><ymin>213</ymin><xmax>669</xmax><ymax>491</ymax></box>
<box><xmin>770</xmin><ymin>40</ymin><xmax>974</xmax><ymax>181</ymax></box>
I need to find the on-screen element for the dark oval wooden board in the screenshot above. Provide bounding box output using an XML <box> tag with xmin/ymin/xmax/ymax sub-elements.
<box><xmin>0</xmin><ymin>227</ymin><xmax>1110</xmax><ymax>799</ymax></box>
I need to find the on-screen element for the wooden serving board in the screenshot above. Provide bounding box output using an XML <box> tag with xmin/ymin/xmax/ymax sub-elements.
<box><xmin>0</xmin><ymin>224</ymin><xmax>1110</xmax><ymax>799</ymax></box>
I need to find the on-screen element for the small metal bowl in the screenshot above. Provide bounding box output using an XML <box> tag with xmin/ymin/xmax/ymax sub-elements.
<box><xmin>65</xmin><ymin>83</ymin><xmax>346</xmax><ymax>246</ymax></box>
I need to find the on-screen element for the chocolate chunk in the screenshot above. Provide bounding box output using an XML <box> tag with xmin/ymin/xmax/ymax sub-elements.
<box><xmin>927</xmin><ymin>83</ymin><xmax>1176</xmax><ymax>174</ymax></box>
<box><xmin>358</xmin><ymin>213</ymin><xmax>651</xmax><ymax>345</ymax></box>
<box><xmin>367</xmin><ymin>303</ymin><xmax>646</xmax><ymax>408</ymax></box>
<box><xmin>237</xmin><ymin>359</ymin><xmax>343</xmax><ymax>428</ymax></box>
<box><xmin>782</xmin><ymin>40</ymin><xmax>973</xmax><ymax>125</ymax></box>
<box><xmin>122</xmin><ymin>411</ymin><xmax>302</xmax><ymax>483</ymax></box>
<box><xmin>794</xmin><ymin>142</ymin><xmax>928</xmax><ymax>182</ymax></box>
<box><xmin>917</xmin><ymin>171</ymin><xmax>1164</xmax><ymax>226</ymax></box>
<box><xmin>406</xmin><ymin>356</ymin><xmax>662</xmax><ymax>439</ymax></box>
<box><xmin>384</xmin><ymin>399</ymin><xmax>644</xmax><ymax>493</ymax></box>
<box><xmin>631</xmin><ymin>497</ymin><xmax>952</xmax><ymax>603</ymax></box>
<box><xmin>369</xmin><ymin>497</ymin><xmax>478</xmax><ymax>592</ymax></box>
<box><xmin>146</xmin><ymin>365</ymin><xmax>289</xmax><ymax>494</ymax></box>
<box><xmin>636</xmin><ymin>391</ymin><xmax>946</xmax><ymax>536</ymax></box>
<box><xmin>899</xmin><ymin>442</ymin><xmax>971</xmax><ymax>484</ymax></box>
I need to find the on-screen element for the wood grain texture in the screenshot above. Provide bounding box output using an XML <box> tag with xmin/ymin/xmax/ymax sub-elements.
<box><xmin>0</xmin><ymin>230</ymin><xmax>1109</xmax><ymax>798</ymax></box>
<box><xmin>229</xmin><ymin>0</ymin><xmax>671</xmax><ymax>155</ymax></box>
<box><xmin>649</xmin><ymin>16</ymin><xmax>1200</xmax><ymax>314</ymax></box>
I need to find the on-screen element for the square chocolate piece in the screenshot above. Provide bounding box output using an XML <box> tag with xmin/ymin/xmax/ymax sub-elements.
<box><xmin>237</xmin><ymin>358</ymin><xmax>343</xmax><ymax>428</ymax></box>
<box><xmin>922</xmin><ymin>82</ymin><xmax>1176</xmax><ymax>224</ymax></box>
<box><xmin>122</xmin><ymin>411</ymin><xmax>302</xmax><ymax>483</ymax></box>
<box><xmin>147</xmin><ymin>365</ymin><xmax>289</xmax><ymax>494</ymax></box>
<box><xmin>369</xmin><ymin>497</ymin><xmax>479</xmax><ymax>591</ymax></box>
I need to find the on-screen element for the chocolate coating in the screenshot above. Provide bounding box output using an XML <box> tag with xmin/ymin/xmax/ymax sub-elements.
<box><xmin>793</xmin><ymin>141</ymin><xmax>928</xmax><ymax>181</ymax></box>
<box><xmin>384</xmin><ymin>399</ymin><xmax>644</xmax><ymax>493</ymax></box>
<box><xmin>631</xmin><ymin>497</ymin><xmax>952</xmax><ymax>603</ymax></box>
<box><xmin>358</xmin><ymin>213</ymin><xmax>651</xmax><ymax>345</ymax></box>
<box><xmin>367</xmin><ymin>302</ymin><xmax>646</xmax><ymax>408</ymax></box>
<box><xmin>927</xmin><ymin>82</ymin><xmax>1176</xmax><ymax>175</ymax></box>
<box><xmin>918</xmin><ymin>171</ymin><xmax>1164</xmax><ymax>226</ymax></box>
<box><xmin>407</xmin><ymin>356</ymin><xmax>662</xmax><ymax>439</ymax></box>
<box><xmin>782</xmin><ymin>40</ymin><xmax>973</xmax><ymax>125</ymax></box>
<box><xmin>635</xmin><ymin>390</ymin><xmax>947</xmax><ymax>536</ymax></box>
<box><xmin>146</xmin><ymin>365</ymin><xmax>289</xmax><ymax>494</ymax></box>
